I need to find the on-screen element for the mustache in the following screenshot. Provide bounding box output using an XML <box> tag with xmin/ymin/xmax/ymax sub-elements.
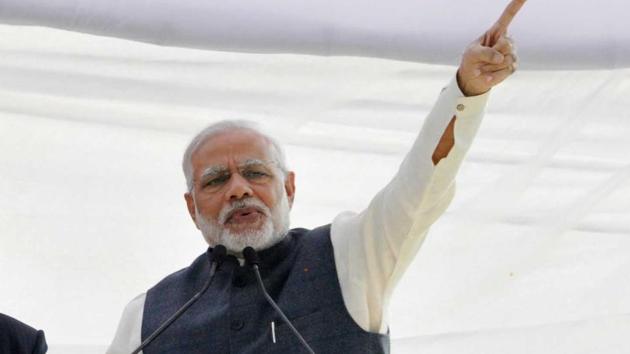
<box><xmin>218</xmin><ymin>198</ymin><xmax>270</xmax><ymax>224</ymax></box>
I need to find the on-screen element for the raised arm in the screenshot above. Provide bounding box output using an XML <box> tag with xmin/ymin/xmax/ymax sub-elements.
<box><xmin>331</xmin><ymin>0</ymin><xmax>526</xmax><ymax>334</ymax></box>
<box><xmin>435</xmin><ymin>0</ymin><xmax>524</xmax><ymax>164</ymax></box>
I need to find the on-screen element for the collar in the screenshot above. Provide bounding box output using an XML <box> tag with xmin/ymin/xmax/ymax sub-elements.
<box><xmin>205</xmin><ymin>231</ymin><xmax>295</xmax><ymax>270</ymax></box>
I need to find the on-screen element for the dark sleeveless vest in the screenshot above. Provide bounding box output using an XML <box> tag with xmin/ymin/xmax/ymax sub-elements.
<box><xmin>141</xmin><ymin>224</ymin><xmax>390</xmax><ymax>353</ymax></box>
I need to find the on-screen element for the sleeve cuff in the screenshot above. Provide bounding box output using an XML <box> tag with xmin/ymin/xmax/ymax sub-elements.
<box><xmin>444</xmin><ymin>76</ymin><xmax>490</xmax><ymax>151</ymax></box>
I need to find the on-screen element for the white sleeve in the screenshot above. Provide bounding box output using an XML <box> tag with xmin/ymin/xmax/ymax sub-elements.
<box><xmin>106</xmin><ymin>293</ymin><xmax>146</xmax><ymax>354</ymax></box>
<box><xmin>331</xmin><ymin>76</ymin><xmax>490</xmax><ymax>334</ymax></box>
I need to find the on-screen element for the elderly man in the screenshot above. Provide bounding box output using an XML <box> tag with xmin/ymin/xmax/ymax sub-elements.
<box><xmin>107</xmin><ymin>2</ymin><xmax>523</xmax><ymax>352</ymax></box>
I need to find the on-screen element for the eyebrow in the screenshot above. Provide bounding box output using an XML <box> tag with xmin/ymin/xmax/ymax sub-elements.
<box><xmin>199</xmin><ymin>165</ymin><xmax>228</xmax><ymax>180</ymax></box>
<box><xmin>240</xmin><ymin>158</ymin><xmax>268</xmax><ymax>168</ymax></box>
<box><xmin>199</xmin><ymin>159</ymin><xmax>269</xmax><ymax>180</ymax></box>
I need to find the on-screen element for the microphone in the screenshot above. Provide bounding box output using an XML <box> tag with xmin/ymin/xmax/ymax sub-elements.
<box><xmin>130</xmin><ymin>245</ymin><xmax>227</xmax><ymax>354</ymax></box>
<box><xmin>242</xmin><ymin>247</ymin><xmax>316</xmax><ymax>354</ymax></box>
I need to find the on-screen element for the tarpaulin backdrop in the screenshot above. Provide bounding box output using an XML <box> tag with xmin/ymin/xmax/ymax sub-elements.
<box><xmin>0</xmin><ymin>1</ymin><xmax>629</xmax><ymax>353</ymax></box>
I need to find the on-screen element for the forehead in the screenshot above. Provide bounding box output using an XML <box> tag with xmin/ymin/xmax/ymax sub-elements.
<box><xmin>191</xmin><ymin>129</ymin><xmax>274</xmax><ymax>170</ymax></box>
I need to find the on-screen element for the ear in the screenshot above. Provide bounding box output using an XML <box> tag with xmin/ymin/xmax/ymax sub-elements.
<box><xmin>284</xmin><ymin>171</ymin><xmax>296</xmax><ymax>208</ymax></box>
<box><xmin>184</xmin><ymin>192</ymin><xmax>200</xmax><ymax>229</ymax></box>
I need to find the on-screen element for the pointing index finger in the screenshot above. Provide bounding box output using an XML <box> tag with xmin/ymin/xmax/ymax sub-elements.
<box><xmin>494</xmin><ymin>0</ymin><xmax>526</xmax><ymax>33</ymax></box>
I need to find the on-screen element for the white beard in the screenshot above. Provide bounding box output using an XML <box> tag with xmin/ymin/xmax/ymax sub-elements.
<box><xmin>195</xmin><ymin>192</ymin><xmax>290</xmax><ymax>254</ymax></box>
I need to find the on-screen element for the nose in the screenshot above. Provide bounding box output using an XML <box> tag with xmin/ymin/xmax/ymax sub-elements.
<box><xmin>225</xmin><ymin>172</ymin><xmax>253</xmax><ymax>201</ymax></box>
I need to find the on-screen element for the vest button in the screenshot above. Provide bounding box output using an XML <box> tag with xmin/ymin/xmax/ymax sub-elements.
<box><xmin>233</xmin><ymin>276</ymin><xmax>247</xmax><ymax>288</ymax></box>
<box><xmin>230</xmin><ymin>319</ymin><xmax>245</xmax><ymax>331</ymax></box>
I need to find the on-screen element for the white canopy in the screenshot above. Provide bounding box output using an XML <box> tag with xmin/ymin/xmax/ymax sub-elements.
<box><xmin>1</xmin><ymin>0</ymin><xmax>629</xmax><ymax>69</ymax></box>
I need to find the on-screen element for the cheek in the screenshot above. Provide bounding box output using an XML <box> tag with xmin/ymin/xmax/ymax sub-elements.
<box><xmin>254</xmin><ymin>185</ymin><xmax>281</xmax><ymax>208</ymax></box>
<box><xmin>194</xmin><ymin>194</ymin><xmax>223</xmax><ymax>217</ymax></box>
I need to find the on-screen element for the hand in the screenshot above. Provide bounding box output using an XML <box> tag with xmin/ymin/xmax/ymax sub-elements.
<box><xmin>457</xmin><ymin>0</ymin><xmax>526</xmax><ymax>96</ymax></box>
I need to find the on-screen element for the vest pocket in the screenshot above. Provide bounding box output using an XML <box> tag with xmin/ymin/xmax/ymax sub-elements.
<box><xmin>268</xmin><ymin>310</ymin><xmax>324</xmax><ymax>350</ymax></box>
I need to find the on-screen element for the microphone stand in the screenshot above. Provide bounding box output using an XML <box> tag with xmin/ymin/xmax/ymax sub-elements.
<box><xmin>130</xmin><ymin>245</ymin><xmax>227</xmax><ymax>354</ymax></box>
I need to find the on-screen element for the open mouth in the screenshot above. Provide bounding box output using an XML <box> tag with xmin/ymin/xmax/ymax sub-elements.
<box><xmin>225</xmin><ymin>207</ymin><xmax>265</xmax><ymax>224</ymax></box>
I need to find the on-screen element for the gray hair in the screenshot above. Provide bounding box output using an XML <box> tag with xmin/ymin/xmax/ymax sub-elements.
<box><xmin>182</xmin><ymin>120</ymin><xmax>288</xmax><ymax>192</ymax></box>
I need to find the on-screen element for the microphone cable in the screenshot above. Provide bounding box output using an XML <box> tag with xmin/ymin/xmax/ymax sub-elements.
<box><xmin>243</xmin><ymin>246</ymin><xmax>316</xmax><ymax>354</ymax></box>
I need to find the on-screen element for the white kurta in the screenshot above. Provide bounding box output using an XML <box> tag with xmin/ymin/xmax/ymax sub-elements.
<box><xmin>107</xmin><ymin>76</ymin><xmax>489</xmax><ymax>353</ymax></box>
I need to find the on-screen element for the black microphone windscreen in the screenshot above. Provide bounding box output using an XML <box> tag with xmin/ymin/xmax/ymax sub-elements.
<box><xmin>243</xmin><ymin>247</ymin><xmax>260</xmax><ymax>266</ymax></box>
<box><xmin>213</xmin><ymin>245</ymin><xmax>227</xmax><ymax>264</ymax></box>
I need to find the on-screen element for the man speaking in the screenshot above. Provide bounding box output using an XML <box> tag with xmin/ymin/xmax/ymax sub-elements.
<box><xmin>107</xmin><ymin>1</ymin><xmax>525</xmax><ymax>352</ymax></box>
